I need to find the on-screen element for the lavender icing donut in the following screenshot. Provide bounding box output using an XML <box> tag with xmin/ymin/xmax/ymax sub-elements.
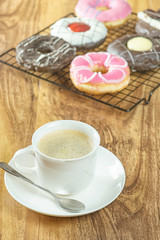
<box><xmin>16</xmin><ymin>35</ymin><xmax>76</xmax><ymax>72</ymax></box>
<box><xmin>50</xmin><ymin>17</ymin><xmax>107</xmax><ymax>49</ymax></box>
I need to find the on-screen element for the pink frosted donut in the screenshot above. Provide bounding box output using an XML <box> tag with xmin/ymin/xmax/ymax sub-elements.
<box><xmin>70</xmin><ymin>52</ymin><xmax>130</xmax><ymax>94</ymax></box>
<box><xmin>75</xmin><ymin>0</ymin><xmax>132</xmax><ymax>28</ymax></box>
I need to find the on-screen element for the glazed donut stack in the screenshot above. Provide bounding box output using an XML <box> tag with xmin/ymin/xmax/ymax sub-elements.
<box><xmin>15</xmin><ymin>0</ymin><xmax>160</xmax><ymax>95</ymax></box>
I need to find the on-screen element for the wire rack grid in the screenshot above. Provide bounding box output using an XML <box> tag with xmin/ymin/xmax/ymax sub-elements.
<box><xmin>0</xmin><ymin>13</ymin><xmax>160</xmax><ymax>112</ymax></box>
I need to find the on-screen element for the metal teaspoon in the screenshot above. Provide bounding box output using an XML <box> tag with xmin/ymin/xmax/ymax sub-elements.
<box><xmin>0</xmin><ymin>162</ymin><xmax>85</xmax><ymax>213</ymax></box>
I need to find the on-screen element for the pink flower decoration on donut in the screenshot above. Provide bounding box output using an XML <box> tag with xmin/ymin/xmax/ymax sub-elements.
<box><xmin>70</xmin><ymin>52</ymin><xmax>129</xmax><ymax>84</ymax></box>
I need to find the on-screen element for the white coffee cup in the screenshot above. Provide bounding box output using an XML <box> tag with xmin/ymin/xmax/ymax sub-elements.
<box><xmin>13</xmin><ymin>120</ymin><xmax>100</xmax><ymax>195</ymax></box>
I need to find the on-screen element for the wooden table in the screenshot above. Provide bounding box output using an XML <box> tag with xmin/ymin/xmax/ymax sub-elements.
<box><xmin>0</xmin><ymin>0</ymin><xmax>159</xmax><ymax>239</ymax></box>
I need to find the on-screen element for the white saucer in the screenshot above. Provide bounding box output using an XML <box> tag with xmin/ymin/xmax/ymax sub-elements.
<box><xmin>4</xmin><ymin>146</ymin><xmax>125</xmax><ymax>217</ymax></box>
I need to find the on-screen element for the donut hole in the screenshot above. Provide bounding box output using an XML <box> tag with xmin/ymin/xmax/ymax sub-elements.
<box><xmin>92</xmin><ymin>65</ymin><xmax>108</xmax><ymax>74</ymax></box>
<box><xmin>37</xmin><ymin>47</ymin><xmax>53</xmax><ymax>54</ymax></box>
<box><xmin>96</xmin><ymin>6</ymin><xmax>109</xmax><ymax>11</ymax></box>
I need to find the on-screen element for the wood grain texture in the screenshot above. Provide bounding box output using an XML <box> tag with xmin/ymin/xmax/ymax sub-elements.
<box><xmin>0</xmin><ymin>0</ymin><xmax>160</xmax><ymax>240</ymax></box>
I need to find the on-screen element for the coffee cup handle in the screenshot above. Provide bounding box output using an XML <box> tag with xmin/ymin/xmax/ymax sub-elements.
<box><xmin>13</xmin><ymin>145</ymin><xmax>36</xmax><ymax>174</ymax></box>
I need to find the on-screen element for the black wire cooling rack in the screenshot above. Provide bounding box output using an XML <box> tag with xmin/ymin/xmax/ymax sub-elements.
<box><xmin>0</xmin><ymin>12</ymin><xmax>160</xmax><ymax>112</ymax></box>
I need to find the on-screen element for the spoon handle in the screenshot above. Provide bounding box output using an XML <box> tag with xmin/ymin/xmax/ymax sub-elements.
<box><xmin>0</xmin><ymin>162</ymin><xmax>85</xmax><ymax>212</ymax></box>
<box><xmin>0</xmin><ymin>162</ymin><xmax>55</xmax><ymax>198</ymax></box>
<box><xmin>0</xmin><ymin>162</ymin><xmax>35</xmax><ymax>183</ymax></box>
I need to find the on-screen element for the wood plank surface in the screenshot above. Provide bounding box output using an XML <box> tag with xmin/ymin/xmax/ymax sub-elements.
<box><xmin>0</xmin><ymin>0</ymin><xmax>160</xmax><ymax>240</ymax></box>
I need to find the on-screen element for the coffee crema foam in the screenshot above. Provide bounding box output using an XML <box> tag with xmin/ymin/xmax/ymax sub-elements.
<box><xmin>38</xmin><ymin>130</ymin><xmax>93</xmax><ymax>159</ymax></box>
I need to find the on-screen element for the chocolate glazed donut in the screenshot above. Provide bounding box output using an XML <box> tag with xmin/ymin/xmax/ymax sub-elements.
<box><xmin>16</xmin><ymin>35</ymin><xmax>76</xmax><ymax>72</ymax></box>
<box><xmin>136</xmin><ymin>9</ymin><xmax>160</xmax><ymax>39</ymax></box>
<box><xmin>136</xmin><ymin>20</ymin><xmax>160</xmax><ymax>39</ymax></box>
<box><xmin>107</xmin><ymin>34</ymin><xmax>160</xmax><ymax>72</ymax></box>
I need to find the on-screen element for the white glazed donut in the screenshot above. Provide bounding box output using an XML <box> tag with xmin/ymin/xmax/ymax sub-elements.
<box><xmin>50</xmin><ymin>17</ymin><xmax>107</xmax><ymax>49</ymax></box>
